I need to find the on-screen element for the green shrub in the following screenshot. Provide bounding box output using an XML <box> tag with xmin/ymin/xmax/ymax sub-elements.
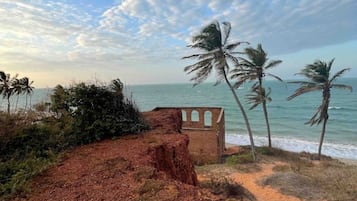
<box><xmin>256</xmin><ymin>146</ymin><xmax>275</xmax><ymax>156</ymax></box>
<box><xmin>225</xmin><ymin>153</ymin><xmax>255</xmax><ymax>165</ymax></box>
<box><xmin>0</xmin><ymin>78</ymin><xmax>148</xmax><ymax>199</ymax></box>
<box><xmin>50</xmin><ymin>80</ymin><xmax>148</xmax><ymax>145</ymax></box>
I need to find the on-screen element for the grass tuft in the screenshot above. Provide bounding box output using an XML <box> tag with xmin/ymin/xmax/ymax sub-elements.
<box><xmin>200</xmin><ymin>176</ymin><xmax>256</xmax><ymax>200</ymax></box>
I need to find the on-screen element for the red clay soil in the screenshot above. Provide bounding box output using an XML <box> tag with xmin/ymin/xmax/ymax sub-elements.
<box><xmin>13</xmin><ymin>109</ymin><xmax>218</xmax><ymax>201</ymax></box>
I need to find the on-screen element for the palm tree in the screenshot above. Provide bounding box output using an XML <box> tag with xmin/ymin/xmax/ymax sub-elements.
<box><xmin>0</xmin><ymin>71</ymin><xmax>18</xmax><ymax>114</ymax></box>
<box><xmin>231</xmin><ymin>44</ymin><xmax>283</xmax><ymax>147</ymax></box>
<box><xmin>287</xmin><ymin>59</ymin><xmax>352</xmax><ymax>160</ymax></box>
<box><xmin>18</xmin><ymin>77</ymin><xmax>34</xmax><ymax>110</ymax></box>
<box><xmin>183</xmin><ymin>21</ymin><xmax>256</xmax><ymax>160</ymax></box>
<box><xmin>13</xmin><ymin>78</ymin><xmax>23</xmax><ymax>112</ymax></box>
<box><xmin>110</xmin><ymin>78</ymin><xmax>124</xmax><ymax>100</ymax></box>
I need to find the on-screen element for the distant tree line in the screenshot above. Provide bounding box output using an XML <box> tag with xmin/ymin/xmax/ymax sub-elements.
<box><xmin>0</xmin><ymin>71</ymin><xmax>34</xmax><ymax>114</ymax></box>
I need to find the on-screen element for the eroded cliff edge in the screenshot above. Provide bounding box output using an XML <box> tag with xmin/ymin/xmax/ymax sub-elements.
<box><xmin>17</xmin><ymin>109</ymin><xmax>217</xmax><ymax>201</ymax></box>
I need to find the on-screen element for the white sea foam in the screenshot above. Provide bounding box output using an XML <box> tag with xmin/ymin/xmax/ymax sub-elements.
<box><xmin>226</xmin><ymin>133</ymin><xmax>357</xmax><ymax>160</ymax></box>
<box><xmin>328</xmin><ymin>106</ymin><xmax>342</xmax><ymax>110</ymax></box>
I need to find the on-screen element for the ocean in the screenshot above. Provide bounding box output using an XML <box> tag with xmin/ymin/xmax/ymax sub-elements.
<box><xmin>128</xmin><ymin>78</ymin><xmax>357</xmax><ymax>160</ymax></box>
<box><xmin>2</xmin><ymin>78</ymin><xmax>356</xmax><ymax>160</ymax></box>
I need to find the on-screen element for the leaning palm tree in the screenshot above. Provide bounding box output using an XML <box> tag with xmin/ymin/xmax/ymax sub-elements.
<box><xmin>19</xmin><ymin>77</ymin><xmax>34</xmax><ymax>110</ymax></box>
<box><xmin>0</xmin><ymin>71</ymin><xmax>18</xmax><ymax>114</ymax></box>
<box><xmin>287</xmin><ymin>59</ymin><xmax>352</xmax><ymax>160</ymax></box>
<box><xmin>183</xmin><ymin>21</ymin><xmax>256</xmax><ymax>160</ymax></box>
<box><xmin>231</xmin><ymin>44</ymin><xmax>283</xmax><ymax>147</ymax></box>
<box><xmin>13</xmin><ymin>78</ymin><xmax>23</xmax><ymax>112</ymax></box>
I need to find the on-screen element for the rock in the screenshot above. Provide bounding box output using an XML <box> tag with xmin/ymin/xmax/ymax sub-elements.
<box><xmin>148</xmin><ymin>134</ymin><xmax>198</xmax><ymax>186</ymax></box>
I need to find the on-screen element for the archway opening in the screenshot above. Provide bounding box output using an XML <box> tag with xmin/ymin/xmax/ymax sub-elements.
<box><xmin>204</xmin><ymin>111</ymin><xmax>212</xmax><ymax>126</ymax></box>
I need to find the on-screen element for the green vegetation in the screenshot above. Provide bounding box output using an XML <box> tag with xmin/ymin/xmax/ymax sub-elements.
<box><xmin>0</xmin><ymin>78</ymin><xmax>148</xmax><ymax>199</ymax></box>
<box><xmin>231</xmin><ymin>44</ymin><xmax>283</xmax><ymax>148</ymax></box>
<box><xmin>225</xmin><ymin>154</ymin><xmax>255</xmax><ymax>165</ymax></box>
<box><xmin>288</xmin><ymin>59</ymin><xmax>352</xmax><ymax>159</ymax></box>
<box><xmin>183</xmin><ymin>21</ymin><xmax>256</xmax><ymax>161</ymax></box>
<box><xmin>50</xmin><ymin>80</ymin><xmax>147</xmax><ymax>145</ymax></box>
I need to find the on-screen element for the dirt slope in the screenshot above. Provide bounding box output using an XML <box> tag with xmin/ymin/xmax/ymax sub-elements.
<box><xmin>14</xmin><ymin>109</ymin><xmax>217</xmax><ymax>201</ymax></box>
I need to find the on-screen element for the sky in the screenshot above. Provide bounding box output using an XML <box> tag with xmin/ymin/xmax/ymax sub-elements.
<box><xmin>0</xmin><ymin>0</ymin><xmax>357</xmax><ymax>88</ymax></box>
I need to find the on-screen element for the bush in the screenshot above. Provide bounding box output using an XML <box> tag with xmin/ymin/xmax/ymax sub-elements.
<box><xmin>0</xmin><ymin>115</ymin><xmax>61</xmax><ymax>199</ymax></box>
<box><xmin>0</xmin><ymin>78</ymin><xmax>148</xmax><ymax>199</ymax></box>
<box><xmin>225</xmin><ymin>153</ymin><xmax>255</xmax><ymax>165</ymax></box>
<box><xmin>50</xmin><ymin>80</ymin><xmax>148</xmax><ymax>145</ymax></box>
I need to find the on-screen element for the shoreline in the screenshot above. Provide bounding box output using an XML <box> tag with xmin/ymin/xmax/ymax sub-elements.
<box><xmin>225</xmin><ymin>143</ymin><xmax>357</xmax><ymax>166</ymax></box>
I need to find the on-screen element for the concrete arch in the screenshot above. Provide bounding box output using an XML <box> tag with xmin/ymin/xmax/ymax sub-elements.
<box><xmin>204</xmin><ymin>110</ymin><xmax>212</xmax><ymax>126</ymax></box>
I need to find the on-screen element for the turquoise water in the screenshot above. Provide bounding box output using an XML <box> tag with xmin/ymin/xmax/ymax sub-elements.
<box><xmin>127</xmin><ymin>78</ymin><xmax>357</xmax><ymax>160</ymax></box>
<box><xmin>2</xmin><ymin>78</ymin><xmax>356</xmax><ymax>159</ymax></box>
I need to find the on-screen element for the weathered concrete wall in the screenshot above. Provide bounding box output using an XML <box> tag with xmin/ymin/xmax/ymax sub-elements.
<box><xmin>153</xmin><ymin>107</ymin><xmax>225</xmax><ymax>164</ymax></box>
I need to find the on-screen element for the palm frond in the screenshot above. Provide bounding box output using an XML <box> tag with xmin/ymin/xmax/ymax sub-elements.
<box><xmin>182</xmin><ymin>54</ymin><xmax>201</xmax><ymax>59</ymax></box>
<box><xmin>329</xmin><ymin>68</ymin><xmax>351</xmax><ymax>83</ymax></box>
<box><xmin>327</xmin><ymin>58</ymin><xmax>335</xmax><ymax>73</ymax></box>
<box><xmin>238</xmin><ymin>56</ymin><xmax>255</xmax><ymax>68</ymax></box>
<box><xmin>330</xmin><ymin>84</ymin><xmax>352</xmax><ymax>92</ymax></box>
<box><xmin>265</xmin><ymin>73</ymin><xmax>283</xmax><ymax>82</ymax></box>
<box><xmin>246</xmin><ymin>85</ymin><xmax>271</xmax><ymax>110</ymax></box>
<box><xmin>0</xmin><ymin>71</ymin><xmax>6</xmax><ymax>81</ymax></box>
<box><xmin>288</xmin><ymin>80</ymin><xmax>318</xmax><ymax>86</ymax></box>
<box><xmin>190</xmin><ymin>64</ymin><xmax>213</xmax><ymax>86</ymax></box>
<box><xmin>265</xmin><ymin>60</ymin><xmax>282</xmax><ymax>69</ymax></box>
<box><xmin>222</xmin><ymin>21</ymin><xmax>231</xmax><ymax>46</ymax></box>
<box><xmin>232</xmin><ymin>78</ymin><xmax>247</xmax><ymax>88</ymax></box>
<box><xmin>224</xmin><ymin>42</ymin><xmax>248</xmax><ymax>52</ymax></box>
<box><xmin>306</xmin><ymin>106</ymin><xmax>322</xmax><ymax>125</ymax></box>
<box><xmin>184</xmin><ymin>57</ymin><xmax>213</xmax><ymax>74</ymax></box>
<box><xmin>287</xmin><ymin>85</ymin><xmax>323</xmax><ymax>100</ymax></box>
<box><xmin>225</xmin><ymin>53</ymin><xmax>239</xmax><ymax>66</ymax></box>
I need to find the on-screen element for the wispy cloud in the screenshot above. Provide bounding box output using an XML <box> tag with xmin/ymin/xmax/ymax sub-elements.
<box><xmin>0</xmin><ymin>0</ymin><xmax>356</xmax><ymax>87</ymax></box>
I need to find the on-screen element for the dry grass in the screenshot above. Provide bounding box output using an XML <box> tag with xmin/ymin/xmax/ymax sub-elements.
<box><xmin>257</xmin><ymin>147</ymin><xmax>357</xmax><ymax>201</ymax></box>
<box><xmin>199</xmin><ymin>176</ymin><xmax>256</xmax><ymax>201</ymax></box>
<box><xmin>197</xmin><ymin>146</ymin><xmax>357</xmax><ymax>201</ymax></box>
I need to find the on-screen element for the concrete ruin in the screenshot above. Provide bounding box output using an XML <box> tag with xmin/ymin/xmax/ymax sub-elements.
<box><xmin>153</xmin><ymin>107</ymin><xmax>225</xmax><ymax>164</ymax></box>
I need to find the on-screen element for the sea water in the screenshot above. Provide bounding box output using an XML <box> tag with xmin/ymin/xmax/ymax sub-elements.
<box><xmin>2</xmin><ymin>78</ymin><xmax>356</xmax><ymax>160</ymax></box>
<box><xmin>127</xmin><ymin>78</ymin><xmax>357</xmax><ymax>160</ymax></box>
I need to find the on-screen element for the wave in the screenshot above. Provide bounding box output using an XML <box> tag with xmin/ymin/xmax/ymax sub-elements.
<box><xmin>226</xmin><ymin>133</ymin><xmax>357</xmax><ymax>160</ymax></box>
<box><xmin>328</xmin><ymin>106</ymin><xmax>343</xmax><ymax>110</ymax></box>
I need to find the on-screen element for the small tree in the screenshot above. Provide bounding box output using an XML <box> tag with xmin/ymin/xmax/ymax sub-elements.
<box><xmin>231</xmin><ymin>44</ymin><xmax>283</xmax><ymax>147</ymax></box>
<box><xmin>287</xmin><ymin>59</ymin><xmax>352</xmax><ymax>159</ymax></box>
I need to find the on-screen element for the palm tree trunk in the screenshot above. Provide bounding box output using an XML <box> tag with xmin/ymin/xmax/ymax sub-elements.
<box><xmin>258</xmin><ymin>77</ymin><xmax>272</xmax><ymax>147</ymax></box>
<box><xmin>223</xmin><ymin>69</ymin><xmax>256</xmax><ymax>161</ymax></box>
<box><xmin>262</xmin><ymin>101</ymin><xmax>272</xmax><ymax>147</ymax></box>
<box><xmin>318</xmin><ymin>114</ymin><xmax>328</xmax><ymax>160</ymax></box>
<box><xmin>7</xmin><ymin>96</ymin><xmax>10</xmax><ymax>115</ymax></box>
<box><xmin>15</xmin><ymin>95</ymin><xmax>19</xmax><ymax>112</ymax></box>
<box><xmin>29</xmin><ymin>94</ymin><xmax>32</xmax><ymax>110</ymax></box>
<box><xmin>25</xmin><ymin>94</ymin><xmax>28</xmax><ymax>110</ymax></box>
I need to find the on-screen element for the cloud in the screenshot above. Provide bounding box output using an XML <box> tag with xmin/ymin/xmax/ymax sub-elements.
<box><xmin>93</xmin><ymin>0</ymin><xmax>357</xmax><ymax>57</ymax></box>
<box><xmin>1</xmin><ymin>0</ymin><xmax>356</xmax><ymax>87</ymax></box>
<box><xmin>226</xmin><ymin>0</ymin><xmax>357</xmax><ymax>54</ymax></box>
<box><xmin>0</xmin><ymin>0</ymin><xmax>92</xmax><ymax>64</ymax></box>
